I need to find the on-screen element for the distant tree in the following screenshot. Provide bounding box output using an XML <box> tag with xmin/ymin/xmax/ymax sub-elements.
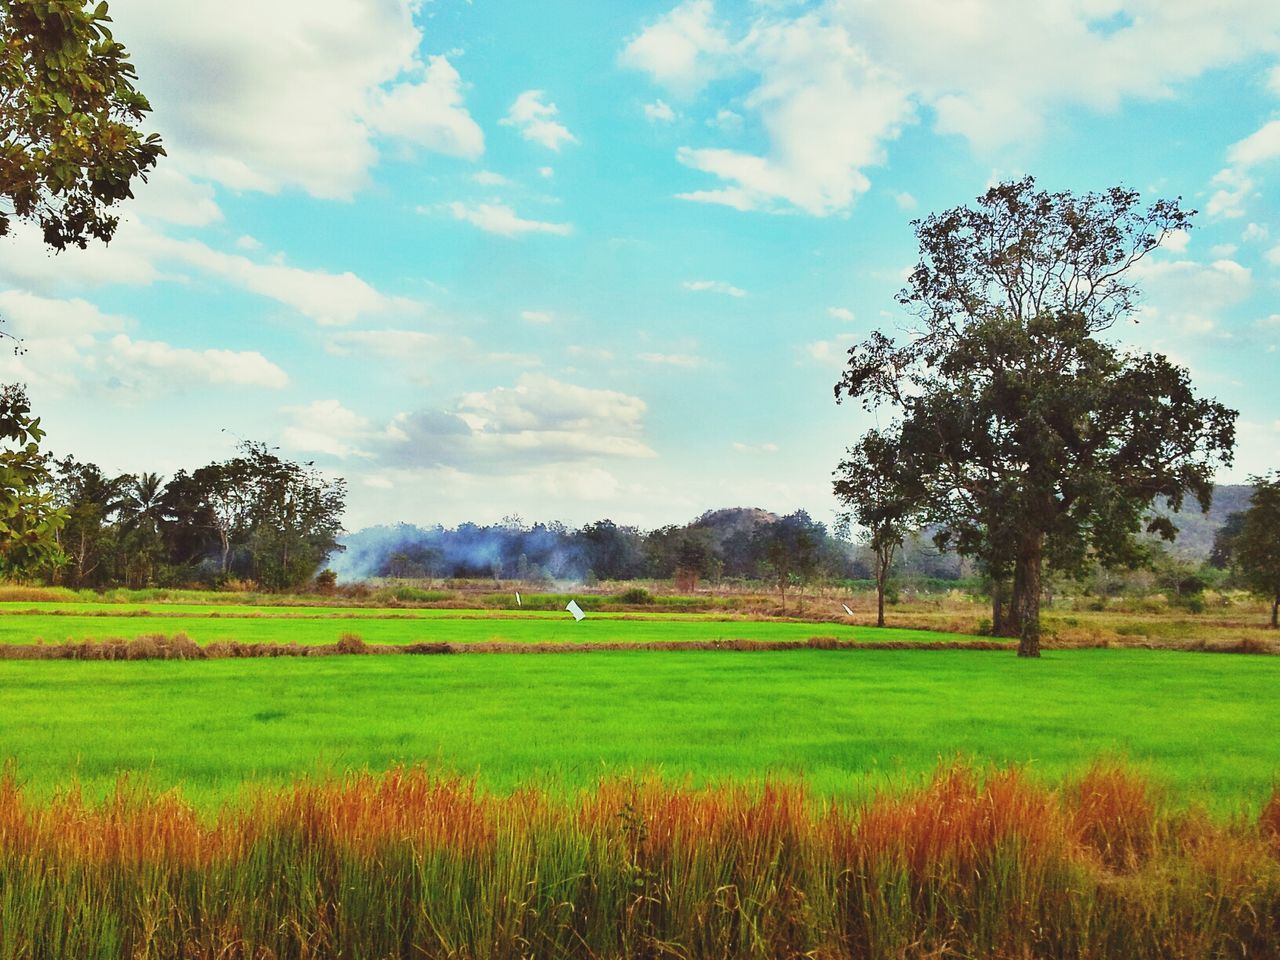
<box><xmin>236</xmin><ymin>442</ymin><xmax>346</xmax><ymax>591</ymax></box>
<box><xmin>0</xmin><ymin>0</ymin><xmax>163</xmax><ymax>250</ymax></box>
<box><xmin>1209</xmin><ymin>511</ymin><xmax>1248</xmax><ymax>570</ymax></box>
<box><xmin>835</xmin><ymin>177</ymin><xmax>1236</xmax><ymax>656</ymax></box>
<box><xmin>751</xmin><ymin>511</ymin><xmax>825</xmax><ymax>613</ymax></box>
<box><xmin>645</xmin><ymin>525</ymin><xmax>720</xmax><ymax>590</ymax></box>
<box><xmin>46</xmin><ymin>454</ymin><xmax>124</xmax><ymax>586</ymax></box>
<box><xmin>0</xmin><ymin>385</ymin><xmax>64</xmax><ymax>576</ymax></box>
<box><xmin>1232</xmin><ymin>473</ymin><xmax>1280</xmax><ymax>628</ymax></box>
<box><xmin>115</xmin><ymin>471</ymin><xmax>164</xmax><ymax>586</ymax></box>
<box><xmin>834</xmin><ymin>430</ymin><xmax>920</xmax><ymax>627</ymax></box>
<box><xmin>576</xmin><ymin>519</ymin><xmax>645</xmax><ymax>581</ymax></box>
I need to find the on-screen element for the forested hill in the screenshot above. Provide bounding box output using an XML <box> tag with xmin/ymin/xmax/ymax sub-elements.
<box><xmin>1152</xmin><ymin>484</ymin><xmax>1253</xmax><ymax>559</ymax></box>
<box><xmin>332</xmin><ymin>485</ymin><xmax>1251</xmax><ymax>582</ymax></box>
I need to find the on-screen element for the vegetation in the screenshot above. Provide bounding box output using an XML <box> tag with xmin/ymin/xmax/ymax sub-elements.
<box><xmin>0</xmin><ymin>763</ymin><xmax>1277</xmax><ymax>959</ymax></box>
<box><xmin>835</xmin><ymin>178</ymin><xmax>1236</xmax><ymax>657</ymax></box>
<box><xmin>44</xmin><ymin>440</ymin><xmax>346</xmax><ymax>591</ymax></box>
<box><xmin>1215</xmin><ymin>472</ymin><xmax>1280</xmax><ymax>627</ymax></box>
<box><xmin>1</xmin><ymin>646</ymin><xmax>1277</xmax><ymax>806</ymax></box>
<box><xmin>0</xmin><ymin>385</ymin><xmax>64</xmax><ymax>576</ymax></box>
<box><xmin>0</xmin><ymin>0</ymin><xmax>163</xmax><ymax>250</ymax></box>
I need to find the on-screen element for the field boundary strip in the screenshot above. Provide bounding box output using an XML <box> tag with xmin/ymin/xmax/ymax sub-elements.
<box><xmin>0</xmin><ymin>634</ymin><xmax>1017</xmax><ymax>660</ymax></box>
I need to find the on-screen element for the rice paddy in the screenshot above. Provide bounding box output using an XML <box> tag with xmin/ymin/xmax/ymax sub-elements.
<box><xmin>2</xmin><ymin>596</ymin><xmax>1278</xmax><ymax>957</ymax></box>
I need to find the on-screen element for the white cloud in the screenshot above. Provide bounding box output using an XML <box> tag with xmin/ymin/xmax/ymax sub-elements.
<box><xmin>444</xmin><ymin>201</ymin><xmax>573</xmax><ymax>237</ymax></box>
<box><xmin>1163</xmin><ymin>229</ymin><xmax>1191</xmax><ymax>254</ymax></box>
<box><xmin>803</xmin><ymin>333</ymin><xmax>855</xmax><ymax>367</ymax></box>
<box><xmin>520</xmin><ymin>309</ymin><xmax>554</xmax><ymax>323</ymax></box>
<box><xmin>538</xmin><ymin>166</ymin><xmax>555</xmax><ymax>178</ymax></box>
<box><xmin>732</xmin><ymin>441</ymin><xmax>779</xmax><ymax>454</ymax></box>
<box><xmin>707</xmin><ymin>109</ymin><xmax>744</xmax><ymax>133</ymax></box>
<box><xmin>644</xmin><ymin>99</ymin><xmax>677</xmax><ymax>122</ymax></box>
<box><xmin>1206</xmin><ymin>119</ymin><xmax>1280</xmax><ymax>220</ymax></box>
<box><xmin>471</xmin><ymin>170</ymin><xmax>513</xmax><ymax>186</ymax></box>
<box><xmin>281</xmin><ymin>399</ymin><xmax>372</xmax><ymax>457</ymax></box>
<box><xmin>1206</xmin><ymin>167</ymin><xmax>1255</xmax><ymax>219</ymax></box>
<box><xmin>626</xmin><ymin>1</ymin><xmax>1280</xmax><ymax>215</ymax></box>
<box><xmin>104</xmin><ymin>335</ymin><xmax>289</xmax><ymax>389</ymax></box>
<box><xmin>672</xmin><ymin>18</ymin><xmax>912</xmax><ymax>215</ymax></box>
<box><xmin>892</xmin><ymin>190</ymin><xmax>918</xmax><ymax>211</ymax></box>
<box><xmin>325</xmin><ymin>329</ymin><xmax>459</xmax><ymax>358</ymax></box>
<box><xmin>682</xmin><ymin>278</ymin><xmax>746</xmax><ymax>296</ymax></box>
<box><xmin>235</xmin><ymin>235</ymin><xmax>263</xmax><ymax>251</ymax></box>
<box><xmin>110</xmin><ymin>2</ymin><xmax>484</xmax><ymax>198</ymax></box>
<box><xmin>1131</xmin><ymin>257</ymin><xmax>1253</xmax><ymax>336</ymax></box>
<box><xmin>126</xmin><ymin>165</ymin><xmax>222</xmax><ymax>227</ymax></box>
<box><xmin>1243</xmin><ymin>223</ymin><xmax>1269</xmax><ymax>244</ymax></box>
<box><xmin>620</xmin><ymin>0</ymin><xmax>731</xmax><ymax>98</ymax></box>
<box><xmin>364</xmin><ymin>55</ymin><xmax>485</xmax><ymax>159</ymax></box>
<box><xmin>379</xmin><ymin>374</ymin><xmax>654</xmax><ymax>469</ymax></box>
<box><xmin>1269</xmin><ymin>65</ymin><xmax>1280</xmax><ymax>96</ymax></box>
<box><xmin>1226</xmin><ymin>119</ymin><xmax>1280</xmax><ymax>168</ymax></box>
<box><xmin>166</xmin><ymin>238</ymin><xmax>405</xmax><ymax>326</ymax></box>
<box><xmin>827</xmin><ymin>306</ymin><xmax>855</xmax><ymax>321</ymax></box>
<box><xmin>1266</xmin><ymin>243</ymin><xmax>1280</xmax><ymax>266</ymax></box>
<box><xmin>638</xmin><ymin>352</ymin><xmax>706</xmax><ymax>368</ymax></box>
<box><xmin>500</xmin><ymin>90</ymin><xmax>578</xmax><ymax>151</ymax></box>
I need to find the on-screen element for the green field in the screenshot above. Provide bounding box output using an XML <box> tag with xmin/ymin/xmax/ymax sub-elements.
<box><xmin>0</xmin><ymin>604</ymin><xmax>974</xmax><ymax>646</ymax></box>
<box><xmin>2</xmin><ymin>646</ymin><xmax>1276</xmax><ymax>810</ymax></box>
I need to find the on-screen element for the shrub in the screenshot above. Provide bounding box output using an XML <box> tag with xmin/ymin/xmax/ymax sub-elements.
<box><xmin>615</xmin><ymin>587</ymin><xmax>654</xmax><ymax>605</ymax></box>
<box><xmin>335</xmin><ymin>633</ymin><xmax>368</xmax><ymax>655</ymax></box>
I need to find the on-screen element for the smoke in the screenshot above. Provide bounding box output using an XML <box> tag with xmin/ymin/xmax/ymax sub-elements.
<box><xmin>327</xmin><ymin>521</ymin><xmax>587</xmax><ymax>582</ymax></box>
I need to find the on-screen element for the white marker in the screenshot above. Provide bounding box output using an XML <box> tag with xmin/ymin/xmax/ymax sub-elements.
<box><xmin>515</xmin><ymin>591</ymin><xmax>522</xmax><ymax>606</ymax></box>
<box><xmin>842</xmin><ymin>604</ymin><xmax>854</xmax><ymax>617</ymax></box>
<box><xmin>566</xmin><ymin>599</ymin><xmax>585</xmax><ymax>621</ymax></box>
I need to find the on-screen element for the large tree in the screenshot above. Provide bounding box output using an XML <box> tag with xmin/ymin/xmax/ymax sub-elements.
<box><xmin>0</xmin><ymin>0</ymin><xmax>163</xmax><ymax>250</ymax></box>
<box><xmin>0</xmin><ymin>385</ymin><xmax>65</xmax><ymax>576</ymax></box>
<box><xmin>1230</xmin><ymin>474</ymin><xmax>1280</xmax><ymax>628</ymax></box>
<box><xmin>835</xmin><ymin>178</ymin><xmax>1236</xmax><ymax>657</ymax></box>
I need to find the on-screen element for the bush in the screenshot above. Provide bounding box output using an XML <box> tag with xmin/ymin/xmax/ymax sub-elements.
<box><xmin>615</xmin><ymin>587</ymin><xmax>654</xmax><ymax>605</ymax></box>
<box><xmin>335</xmin><ymin>633</ymin><xmax>368</xmax><ymax>655</ymax></box>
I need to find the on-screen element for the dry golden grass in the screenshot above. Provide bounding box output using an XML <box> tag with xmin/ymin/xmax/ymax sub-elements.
<box><xmin>0</xmin><ymin>763</ymin><xmax>1277</xmax><ymax>958</ymax></box>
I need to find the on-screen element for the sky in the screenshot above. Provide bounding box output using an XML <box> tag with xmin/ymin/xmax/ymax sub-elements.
<box><xmin>1</xmin><ymin>0</ymin><xmax>1278</xmax><ymax>533</ymax></box>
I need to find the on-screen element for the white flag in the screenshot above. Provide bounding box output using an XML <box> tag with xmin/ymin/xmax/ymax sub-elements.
<box><xmin>842</xmin><ymin>603</ymin><xmax>854</xmax><ymax>617</ymax></box>
<box><xmin>515</xmin><ymin>591</ymin><xmax>522</xmax><ymax>606</ymax></box>
<box><xmin>566</xmin><ymin>599</ymin><xmax>585</xmax><ymax>621</ymax></box>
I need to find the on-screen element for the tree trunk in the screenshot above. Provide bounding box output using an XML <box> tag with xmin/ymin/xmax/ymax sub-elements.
<box><xmin>1016</xmin><ymin>533</ymin><xmax>1044</xmax><ymax>658</ymax></box>
<box><xmin>990</xmin><ymin>578</ymin><xmax>1004</xmax><ymax>636</ymax></box>
<box><xmin>1272</xmin><ymin>594</ymin><xmax>1278</xmax><ymax>629</ymax></box>
<box><xmin>876</xmin><ymin>572</ymin><xmax>886</xmax><ymax>628</ymax></box>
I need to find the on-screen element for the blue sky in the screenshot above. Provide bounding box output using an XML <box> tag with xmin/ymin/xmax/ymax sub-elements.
<box><xmin>1</xmin><ymin>0</ymin><xmax>1278</xmax><ymax>531</ymax></box>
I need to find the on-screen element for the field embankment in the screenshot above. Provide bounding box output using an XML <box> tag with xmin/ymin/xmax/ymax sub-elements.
<box><xmin>0</xmin><ymin>764</ymin><xmax>1276</xmax><ymax>959</ymax></box>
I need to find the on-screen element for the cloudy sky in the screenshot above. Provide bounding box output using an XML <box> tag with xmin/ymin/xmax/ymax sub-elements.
<box><xmin>3</xmin><ymin>0</ymin><xmax>1279</xmax><ymax>532</ymax></box>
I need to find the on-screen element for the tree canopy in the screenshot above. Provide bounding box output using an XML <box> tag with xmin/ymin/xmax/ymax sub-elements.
<box><xmin>1224</xmin><ymin>474</ymin><xmax>1280</xmax><ymax>628</ymax></box>
<box><xmin>0</xmin><ymin>0</ymin><xmax>163</xmax><ymax>250</ymax></box>
<box><xmin>0</xmin><ymin>385</ymin><xmax>64</xmax><ymax>575</ymax></box>
<box><xmin>834</xmin><ymin>178</ymin><xmax>1237</xmax><ymax>656</ymax></box>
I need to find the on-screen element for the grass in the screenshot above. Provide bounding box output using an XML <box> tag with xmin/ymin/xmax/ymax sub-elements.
<box><xmin>0</xmin><ymin>606</ymin><xmax>983</xmax><ymax>646</ymax></box>
<box><xmin>1</xmin><ymin>648</ymin><xmax>1277</xmax><ymax>809</ymax></box>
<box><xmin>0</xmin><ymin>763</ymin><xmax>1277</xmax><ymax>959</ymax></box>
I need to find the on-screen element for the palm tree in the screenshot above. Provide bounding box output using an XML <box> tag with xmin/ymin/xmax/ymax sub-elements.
<box><xmin>116</xmin><ymin>472</ymin><xmax>165</xmax><ymax>587</ymax></box>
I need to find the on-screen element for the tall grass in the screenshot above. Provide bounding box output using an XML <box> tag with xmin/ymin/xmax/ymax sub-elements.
<box><xmin>0</xmin><ymin>763</ymin><xmax>1276</xmax><ymax>958</ymax></box>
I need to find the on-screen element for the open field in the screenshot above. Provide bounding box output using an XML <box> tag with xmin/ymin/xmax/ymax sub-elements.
<box><xmin>1</xmin><ymin>648</ymin><xmax>1277</xmax><ymax>810</ymax></box>
<box><xmin>0</xmin><ymin>606</ymin><xmax>981</xmax><ymax>647</ymax></box>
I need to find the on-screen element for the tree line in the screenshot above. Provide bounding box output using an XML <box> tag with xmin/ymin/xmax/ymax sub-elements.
<box><xmin>14</xmin><ymin>440</ymin><xmax>346</xmax><ymax>591</ymax></box>
<box><xmin>340</xmin><ymin>509</ymin><xmax>866</xmax><ymax>602</ymax></box>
